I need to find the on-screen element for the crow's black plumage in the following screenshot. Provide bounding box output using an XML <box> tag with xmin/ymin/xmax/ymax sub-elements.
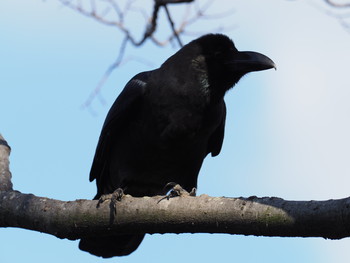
<box><xmin>79</xmin><ymin>34</ymin><xmax>275</xmax><ymax>257</ymax></box>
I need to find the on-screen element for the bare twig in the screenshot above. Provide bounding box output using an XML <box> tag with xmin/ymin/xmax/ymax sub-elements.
<box><xmin>156</xmin><ymin>0</ymin><xmax>194</xmax><ymax>4</ymax></box>
<box><xmin>55</xmin><ymin>0</ymin><xmax>235</xmax><ymax>111</ymax></box>
<box><xmin>308</xmin><ymin>0</ymin><xmax>350</xmax><ymax>34</ymax></box>
<box><xmin>163</xmin><ymin>5</ymin><xmax>183</xmax><ymax>46</ymax></box>
<box><xmin>81</xmin><ymin>36</ymin><xmax>129</xmax><ymax>112</ymax></box>
<box><xmin>324</xmin><ymin>0</ymin><xmax>350</xmax><ymax>8</ymax></box>
<box><xmin>150</xmin><ymin>0</ymin><xmax>235</xmax><ymax>46</ymax></box>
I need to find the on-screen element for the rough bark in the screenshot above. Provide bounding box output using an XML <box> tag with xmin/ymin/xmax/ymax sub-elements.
<box><xmin>1</xmin><ymin>135</ymin><xmax>350</xmax><ymax>241</ymax></box>
<box><xmin>1</xmin><ymin>191</ymin><xmax>350</xmax><ymax>240</ymax></box>
<box><xmin>0</xmin><ymin>134</ymin><xmax>12</xmax><ymax>191</ymax></box>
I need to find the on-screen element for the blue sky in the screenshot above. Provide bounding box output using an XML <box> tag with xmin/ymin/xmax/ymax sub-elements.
<box><xmin>2</xmin><ymin>0</ymin><xmax>350</xmax><ymax>262</ymax></box>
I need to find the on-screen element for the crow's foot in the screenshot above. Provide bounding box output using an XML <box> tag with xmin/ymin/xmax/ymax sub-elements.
<box><xmin>158</xmin><ymin>182</ymin><xmax>196</xmax><ymax>203</ymax></box>
<box><xmin>97</xmin><ymin>188</ymin><xmax>124</xmax><ymax>216</ymax></box>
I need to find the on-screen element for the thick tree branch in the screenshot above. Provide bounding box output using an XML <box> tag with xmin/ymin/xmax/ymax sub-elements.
<box><xmin>2</xmin><ymin>135</ymin><xmax>350</xmax><ymax>241</ymax></box>
<box><xmin>1</xmin><ymin>190</ymin><xmax>350</xmax><ymax>240</ymax></box>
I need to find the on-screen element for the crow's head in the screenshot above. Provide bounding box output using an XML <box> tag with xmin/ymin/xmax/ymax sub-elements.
<box><xmin>189</xmin><ymin>34</ymin><xmax>276</xmax><ymax>99</ymax></box>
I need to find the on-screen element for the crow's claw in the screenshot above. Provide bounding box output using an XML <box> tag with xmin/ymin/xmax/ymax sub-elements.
<box><xmin>97</xmin><ymin>188</ymin><xmax>124</xmax><ymax>216</ymax></box>
<box><xmin>158</xmin><ymin>183</ymin><xmax>195</xmax><ymax>203</ymax></box>
<box><xmin>189</xmin><ymin>187</ymin><xmax>197</xmax><ymax>197</ymax></box>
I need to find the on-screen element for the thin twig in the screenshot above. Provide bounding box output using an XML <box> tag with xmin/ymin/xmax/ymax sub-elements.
<box><xmin>163</xmin><ymin>5</ymin><xmax>183</xmax><ymax>47</ymax></box>
<box><xmin>308</xmin><ymin>0</ymin><xmax>350</xmax><ymax>33</ymax></box>
<box><xmin>324</xmin><ymin>0</ymin><xmax>350</xmax><ymax>8</ymax></box>
<box><xmin>81</xmin><ymin>36</ymin><xmax>129</xmax><ymax>111</ymax></box>
<box><xmin>56</xmin><ymin>0</ymin><xmax>235</xmax><ymax>111</ymax></box>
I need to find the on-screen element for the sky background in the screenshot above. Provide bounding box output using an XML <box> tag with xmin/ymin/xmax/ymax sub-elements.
<box><xmin>1</xmin><ymin>0</ymin><xmax>350</xmax><ymax>262</ymax></box>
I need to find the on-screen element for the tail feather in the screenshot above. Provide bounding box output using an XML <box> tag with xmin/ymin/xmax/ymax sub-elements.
<box><xmin>79</xmin><ymin>234</ymin><xmax>145</xmax><ymax>258</ymax></box>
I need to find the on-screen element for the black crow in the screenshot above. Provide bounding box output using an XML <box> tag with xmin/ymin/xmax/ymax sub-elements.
<box><xmin>79</xmin><ymin>33</ymin><xmax>275</xmax><ymax>257</ymax></box>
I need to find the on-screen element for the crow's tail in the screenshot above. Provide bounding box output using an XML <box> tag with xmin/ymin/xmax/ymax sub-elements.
<box><xmin>79</xmin><ymin>234</ymin><xmax>145</xmax><ymax>258</ymax></box>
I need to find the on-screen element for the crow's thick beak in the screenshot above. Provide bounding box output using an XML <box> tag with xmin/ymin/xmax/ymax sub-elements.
<box><xmin>228</xmin><ymin>51</ymin><xmax>276</xmax><ymax>72</ymax></box>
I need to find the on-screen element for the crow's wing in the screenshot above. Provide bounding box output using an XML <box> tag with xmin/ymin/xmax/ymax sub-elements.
<box><xmin>207</xmin><ymin>101</ymin><xmax>226</xmax><ymax>157</ymax></box>
<box><xmin>89</xmin><ymin>71</ymin><xmax>151</xmax><ymax>192</ymax></box>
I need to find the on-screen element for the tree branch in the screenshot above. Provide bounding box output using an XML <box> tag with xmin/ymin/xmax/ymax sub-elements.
<box><xmin>2</xmin><ymin>136</ymin><xmax>350</xmax><ymax>242</ymax></box>
<box><xmin>1</xmin><ymin>190</ymin><xmax>350</xmax><ymax>240</ymax></box>
<box><xmin>0</xmin><ymin>134</ymin><xmax>12</xmax><ymax>191</ymax></box>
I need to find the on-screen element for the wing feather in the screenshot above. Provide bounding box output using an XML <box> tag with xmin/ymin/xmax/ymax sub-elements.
<box><xmin>89</xmin><ymin>72</ymin><xmax>151</xmax><ymax>190</ymax></box>
<box><xmin>207</xmin><ymin>102</ymin><xmax>226</xmax><ymax>157</ymax></box>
